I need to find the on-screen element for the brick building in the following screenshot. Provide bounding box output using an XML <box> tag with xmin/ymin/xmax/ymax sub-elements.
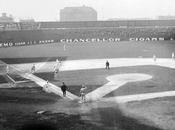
<box><xmin>60</xmin><ymin>6</ymin><xmax>97</xmax><ymax>22</ymax></box>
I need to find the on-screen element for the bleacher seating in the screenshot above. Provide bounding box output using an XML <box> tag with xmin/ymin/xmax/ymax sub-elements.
<box><xmin>0</xmin><ymin>20</ymin><xmax>175</xmax><ymax>46</ymax></box>
<box><xmin>0</xmin><ymin>27</ymin><xmax>175</xmax><ymax>43</ymax></box>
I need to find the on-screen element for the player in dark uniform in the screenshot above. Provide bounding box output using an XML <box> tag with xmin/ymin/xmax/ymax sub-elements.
<box><xmin>105</xmin><ymin>60</ymin><xmax>110</xmax><ymax>69</ymax></box>
<box><xmin>61</xmin><ymin>82</ymin><xmax>68</xmax><ymax>97</ymax></box>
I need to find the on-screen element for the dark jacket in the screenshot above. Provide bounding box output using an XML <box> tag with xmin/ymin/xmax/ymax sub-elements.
<box><xmin>61</xmin><ymin>84</ymin><xmax>67</xmax><ymax>91</ymax></box>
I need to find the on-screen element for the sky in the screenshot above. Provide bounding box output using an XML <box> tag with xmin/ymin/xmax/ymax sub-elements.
<box><xmin>0</xmin><ymin>0</ymin><xmax>175</xmax><ymax>21</ymax></box>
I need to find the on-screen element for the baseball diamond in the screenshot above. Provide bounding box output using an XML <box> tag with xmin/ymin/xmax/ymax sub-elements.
<box><xmin>0</xmin><ymin>20</ymin><xmax>175</xmax><ymax>130</ymax></box>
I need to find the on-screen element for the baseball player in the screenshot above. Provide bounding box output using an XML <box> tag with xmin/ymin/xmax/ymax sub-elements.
<box><xmin>80</xmin><ymin>84</ymin><xmax>87</xmax><ymax>102</ymax></box>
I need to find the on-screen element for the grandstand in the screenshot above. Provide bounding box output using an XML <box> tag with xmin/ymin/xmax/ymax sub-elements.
<box><xmin>0</xmin><ymin>25</ymin><xmax>175</xmax><ymax>42</ymax></box>
<box><xmin>0</xmin><ymin>20</ymin><xmax>175</xmax><ymax>48</ymax></box>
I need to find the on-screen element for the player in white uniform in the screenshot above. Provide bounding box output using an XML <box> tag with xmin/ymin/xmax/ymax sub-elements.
<box><xmin>53</xmin><ymin>65</ymin><xmax>59</xmax><ymax>74</ymax></box>
<box><xmin>31</xmin><ymin>64</ymin><xmax>36</xmax><ymax>73</ymax></box>
<box><xmin>55</xmin><ymin>59</ymin><xmax>61</xmax><ymax>71</ymax></box>
<box><xmin>56</xmin><ymin>59</ymin><xmax>59</xmax><ymax>63</ymax></box>
<box><xmin>80</xmin><ymin>84</ymin><xmax>87</xmax><ymax>103</ymax></box>
<box><xmin>43</xmin><ymin>80</ymin><xmax>50</xmax><ymax>92</ymax></box>
<box><xmin>153</xmin><ymin>54</ymin><xmax>156</xmax><ymax>62</ymax></box>
<box><xmin>6</xmin><ymin>65</ymin><xmax>9</xmax><ymax>74</ymax></box>
<box><xmin>172</xmin><ymin>52</ymin><xmax>175</xmax><ymax>60</ymax></box>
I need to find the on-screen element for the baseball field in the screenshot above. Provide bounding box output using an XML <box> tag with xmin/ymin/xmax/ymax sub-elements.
<box><xmin>0</xmin><ymin>40</ymin><xmax>175</xmax><ymax>130</ymax></box>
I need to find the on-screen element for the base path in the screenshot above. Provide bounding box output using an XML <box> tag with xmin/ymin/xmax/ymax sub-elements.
<box><xmin>101</xmin><ymin>91</ymin><xmax>175</xmax><ymax>103</ymax></box>
<box><xmin>23</xmin><ymin>73</ymin><xmax>79</xmax><ymax>100</ymax></box>
<box><xmin>5</xmin><ymin>65</ymin><xmax>79</xmax><ymax>100</ymax></box>
<box><xmin>9</xmin><ymin>65</ymin><xmax>79</xmax><ymax>100</ymax></box>
<box><xmin>86</xmin><ymin>73</ymin><xmax>152</xmax><ymax>101</ymax></box>
<box><xmin>11</xmin><ymin>58</ymin><xmax>175</xmax><ymax>73</ymax></box>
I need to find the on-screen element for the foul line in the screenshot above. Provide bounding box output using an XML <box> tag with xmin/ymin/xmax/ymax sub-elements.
<box><xmin>101</xmin><ymin>91</ymin><xmax>175</xmax><ymax>103</ymax></box>
<box><xmin>86</xmin><ymin>73</ymin><xmax>152</xmax><ymax>101</ymax></box>
<box><xmin>22</xmin><ymin>73</ymin><xmax>79</xmax><ymax>100</ymax></box>
<box><xmin>9</xmin><ymin>65</ymin><xmax>79</xmax><ymax>100</ymax></box>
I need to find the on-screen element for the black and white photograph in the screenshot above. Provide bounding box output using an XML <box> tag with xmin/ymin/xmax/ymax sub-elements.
<box><xmin>0</xmin><ymin>0</ymin><xmax>175</xmax><ymax>129</ymax></box>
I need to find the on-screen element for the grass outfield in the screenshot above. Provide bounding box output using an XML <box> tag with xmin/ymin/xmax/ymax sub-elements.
<box><xmin>86</xmin><ymin>105</ymin><xmax>161</xmax><ymax>130</ymax></box>
<box><xmin>122</xmin><ymin>96</ymin><xmax>175</xmax><ymax>130</ymax></box>
<box><xmin>0</xmin><ymin>41</ymin><xmax>175</xmax><ymax>60</ymax></box>
<box><xmin>0</xmin><ymin>75</ymin><xmax>8</xmax><ymax>83</ymax></box>
<box><xmin>0</xmin><ymin>84</ymin><xmax>60</xmax><ymax>104</ymax></box>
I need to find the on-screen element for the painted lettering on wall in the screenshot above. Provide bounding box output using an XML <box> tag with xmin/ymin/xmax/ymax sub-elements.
<box><xmin>0</xmin><ymin>37</ymin><xmax>172</xmax><ymax>48</ymax></box>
